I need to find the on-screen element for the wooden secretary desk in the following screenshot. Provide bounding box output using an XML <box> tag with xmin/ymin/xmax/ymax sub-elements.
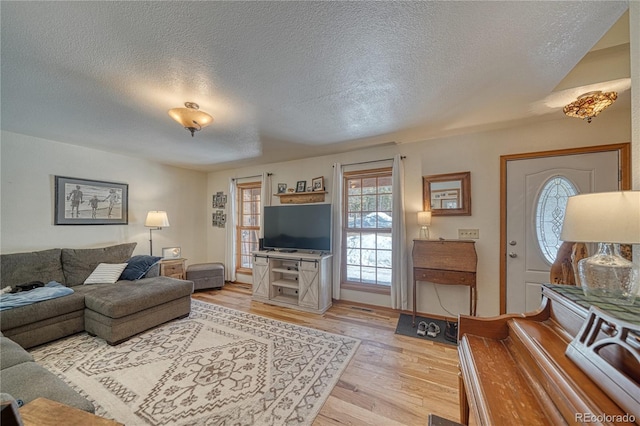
<box><xmin>412</xmin><ymin>239</ymin><xmax>477</xmax><ymax>325</ymax></box>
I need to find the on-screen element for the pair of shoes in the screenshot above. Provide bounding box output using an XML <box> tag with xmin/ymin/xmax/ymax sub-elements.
<box><xmin>417</xmin><ymin>321</ymin><xmax>428</xmax><ymax>336</ymax></box>
<box><xmin>427</xmin><ymin>322</ymin><xmax>440</xmax><ymax>338</ymax></box>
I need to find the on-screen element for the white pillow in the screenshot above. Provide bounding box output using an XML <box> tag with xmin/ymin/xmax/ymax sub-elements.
<box><xmin>84</xmin><ymin>263</ymin><xmax>128</xmax><ymax>285</ymax></box>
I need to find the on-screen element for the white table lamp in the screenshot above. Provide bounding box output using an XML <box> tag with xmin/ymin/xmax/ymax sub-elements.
<box><xmin>560</xmin><ymin>191</ymin><xmax>640</xmax><ymax>305</ymax></box>
<box><xmin>417</xmin><ymin>211</ymin><xmax>432</xmax><ymax>239</ymax></box>
<box><xmin>145</xmin><ymin>211</ymin><xmax>170</xmax><ymax>256</ymax></box>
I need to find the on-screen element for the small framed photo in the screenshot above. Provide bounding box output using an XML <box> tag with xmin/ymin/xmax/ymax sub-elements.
<box><xmin>277</xmin><ymin>183</ymin><xmax>287</xmax><ymax>194</ymax></box>
<box><xmin>212</xmin><ymin>191</ymin><xmax>227</xmax><ymax>208</ymax></box>
<box><xmin>162</xmin><ymin>247</ymin><xmax>181</xmax><ymax>259</ymax></box>
<box><xmin>296</xmin><ymin>180</ymin><xmax>307</xmax><ymax>192</ymax></box>
<box><xmin>212</xmin><ymin>210</ymin><xmax>226</xmax><ymax>228</ymax></box>
<box><xmin>311</xmin><ymin>176</ymin><xmax>324</xmax><ymax>192</ymax></box>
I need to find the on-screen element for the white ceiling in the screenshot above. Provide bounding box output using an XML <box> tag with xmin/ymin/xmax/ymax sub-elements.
<box><xmin>0</xmin><ymin>1</ymin><xmax>630</xmax><ymax>171</ymax></box>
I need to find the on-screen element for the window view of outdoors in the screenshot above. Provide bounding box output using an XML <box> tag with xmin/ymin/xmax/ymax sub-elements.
<box><xmin>344</xmin><ymin>172</ymin><xmax>393</xmax><ymax>286</ymax></box>
<box><xmin>237</xmin><ymin>184</ymin><xmax>261</xmax><ymax>271</ymax></box>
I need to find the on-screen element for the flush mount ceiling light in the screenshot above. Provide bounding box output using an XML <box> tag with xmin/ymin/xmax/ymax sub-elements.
<box><xmin>168</xmin><ymin>102</ymin><xmax>213</xmax><ymax>137</ymax></box>
<box><xmin>562</xmin><ymin>91</ymin><xmax>617</xmax><ymax>123</ymax></box>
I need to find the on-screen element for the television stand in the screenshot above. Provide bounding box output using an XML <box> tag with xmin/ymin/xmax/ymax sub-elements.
<box><xmin>251</xmin><ymin>250</ymin><xmax>333</xmax><ymax>314</ymax></box>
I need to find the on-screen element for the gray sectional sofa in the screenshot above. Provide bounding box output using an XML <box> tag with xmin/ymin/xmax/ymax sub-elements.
<box><xmin>1</xmin><ymin>331</ymin><xmax>95</xmax><ymax>413</ymax></box>
<box><xmin>0</xmin><ymin>243</ymin><xmax>195</xmax><ymax>412</ymax></box>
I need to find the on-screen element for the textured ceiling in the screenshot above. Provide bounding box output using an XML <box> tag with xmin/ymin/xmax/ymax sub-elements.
<box><xmin>0</xmin><ymin>1</ymin><xmax>630</xmax><ymax>171</ymax></box>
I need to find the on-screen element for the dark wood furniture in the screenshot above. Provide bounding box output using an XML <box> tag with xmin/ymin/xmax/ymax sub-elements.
<box><xmin>457</xmin><ymin>284</ymin><xmax>640</xmax><ymax>425</ymax></box>
<box><xmin>412</xmin><ymin>239</ymin><xmax>477</xmax><ymax>325</ymax></box>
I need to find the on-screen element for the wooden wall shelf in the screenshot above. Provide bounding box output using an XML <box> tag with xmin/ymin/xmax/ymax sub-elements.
<box><xmin>274</xmin><ymin>191</ymin><xmax>326</xmax><ymax>204</ymax></box>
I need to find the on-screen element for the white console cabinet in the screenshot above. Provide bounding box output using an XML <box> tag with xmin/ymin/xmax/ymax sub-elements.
<box><xmin>251</xmin><ymin>251</ymin><xmax>332</xmax><ymax>314</ymax></box>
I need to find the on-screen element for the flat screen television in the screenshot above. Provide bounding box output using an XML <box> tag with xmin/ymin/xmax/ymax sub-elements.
<box><xmin>263</xmin><ymin>204</ymin><xmax>331</xmax><ymax>252</ymax></box>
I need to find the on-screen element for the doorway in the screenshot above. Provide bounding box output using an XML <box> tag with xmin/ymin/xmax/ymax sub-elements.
<box><xmin>499</xmin><ymin>143</ymin><xmax>630</xmax><ymax>314</ymax></box>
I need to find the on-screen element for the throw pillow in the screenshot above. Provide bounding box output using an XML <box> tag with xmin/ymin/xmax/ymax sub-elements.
<box><xmin>120</xmin><ymin>255</ymin><xmax>162</xmax><ymax>281</ymax></box>
<box><xmin>0</xmin><ymin>249</ymin><xmax>65</xmax><ymax>288</ymax></box>
<box><xmin>61</xmin><ymin>243</ymin><xmax>136</xmax><ymax>286</ymax></box>
<box><xmin>83</xmin><ymin>263</ymin><xmax>128</xmax><ymax>285</ymax></box>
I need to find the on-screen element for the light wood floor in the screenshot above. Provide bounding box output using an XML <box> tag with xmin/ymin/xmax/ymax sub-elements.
<box><xmin>193</xmin><ymin>283</ymin><xmax>460</xmax><ymax>426</ymax></box>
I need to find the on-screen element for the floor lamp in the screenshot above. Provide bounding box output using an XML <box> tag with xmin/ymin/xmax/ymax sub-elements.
<box><xmin>145</xmin><ymin>211</ymin><xmax>170</xmax><ymax>256</ymax></box>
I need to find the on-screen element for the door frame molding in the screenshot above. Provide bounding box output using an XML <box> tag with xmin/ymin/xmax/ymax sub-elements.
<box><xmin>499</xmin><ymin>143</ymin><xmax>631</xmax><ymax>314</ymax></box>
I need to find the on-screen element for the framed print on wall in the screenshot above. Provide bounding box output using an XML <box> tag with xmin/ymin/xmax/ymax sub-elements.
<box><xmin>54</xmin><ymin>176</ymin><xmax>128</xmax><ymax>225</ymax></box>
<box><xmin>296</xmin><ymin>180</ymin><xmax>307</xmax><ymax>192</ymax></box>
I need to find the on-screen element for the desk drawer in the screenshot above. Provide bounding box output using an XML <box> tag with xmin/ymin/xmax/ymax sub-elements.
<box><xmin>414</xmin><ymin>268</ymin><xmax>475</xmax><ymax>286</ymax></box>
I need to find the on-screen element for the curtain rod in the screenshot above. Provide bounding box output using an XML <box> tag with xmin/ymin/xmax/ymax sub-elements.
<box><xmin>337</xmin><ymin>156</ymin><xmax>405</xmax><ymax>167</ymax></box>
<box><xmin>232</xmin><ymin>173</ymin><xmax>272</xmax><ymax>181</ymax></box>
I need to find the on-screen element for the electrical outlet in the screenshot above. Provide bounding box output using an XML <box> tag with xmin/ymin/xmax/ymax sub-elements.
<box><xmin>458</xmin><ymin>228</ymin><xmax>479</xmax><ymax>239</ymax></box>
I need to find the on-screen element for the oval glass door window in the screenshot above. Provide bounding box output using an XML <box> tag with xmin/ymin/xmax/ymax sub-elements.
<box><xmin>535</xmin><ymin>176</ymin><xmax>578</xmax><ymax>264</ymax></box>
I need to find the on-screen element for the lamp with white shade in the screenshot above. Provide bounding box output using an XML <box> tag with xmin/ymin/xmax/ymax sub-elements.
<box><xmin>145</xmin><ymin>211</ymin><xmax>170</xmax><ymax>256</ymax></box>
<box><xmin>559</xmin><ymin>191</ymin><xmax>640</xmax><ymax>305</ymax></box>
<box><xmin>417</xmin><ymin>211</ymin><xmax>432</xmax><ymax>239</ymax></box>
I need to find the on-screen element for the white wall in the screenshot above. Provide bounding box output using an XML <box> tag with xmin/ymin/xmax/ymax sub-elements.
<box><xmin>208</xmin><ymin>108</ymin><xmax>632</xmax><ymax>317</ymax></box>
<box><xmin>0</xmin><ymin>131</ymin><xmax>208</xmax><ymax>264</ymax></box>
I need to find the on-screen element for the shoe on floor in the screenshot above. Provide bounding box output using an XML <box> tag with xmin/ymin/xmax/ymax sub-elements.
<box><xmin>417</xmin><ymin>321</ymin><xmax>428</xmax><ymax>336</ymax></box>
<box><xmin>427</xmin><ymin>322</ymin><xmax>441</xmax><ymax>338</ymax></box>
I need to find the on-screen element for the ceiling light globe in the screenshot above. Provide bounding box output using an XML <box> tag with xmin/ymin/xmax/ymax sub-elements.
<box><xmin>168</xmin><ymin>102</ymin><xmax>213</xmax><ymax>136</ymax></box>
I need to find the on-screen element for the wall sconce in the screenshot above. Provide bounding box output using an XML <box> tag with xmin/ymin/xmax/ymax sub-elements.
<box><xmin>168</xmin><ymin>102</ymin><xmax>213</xmax><ymax>137</ymax></box>
<box><xmin>145</xmin><ymin>211</ymin><xmax>170</xmax><ymax>256</ymax></box>
<box><xmin>417</xmin><ymin>211</ymin><xmax>432</xmax><ymax>239</ymax></box>
<box><xmin>560</xmin><ymin>191</ymin><xmax>640</xmax><ymax>305</ymax></box>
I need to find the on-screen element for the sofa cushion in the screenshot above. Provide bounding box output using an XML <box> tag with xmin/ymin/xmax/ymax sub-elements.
<box><xmin>120</xmin><ymin>255</ymin><xmax>162</xmax><ymax>281</ymax></box>
<box><xmin>61</xmin><ymin>243</ymin><xmax>136</xmax><ymax>286</ymax></box>
<box><xmin>0</xmin><ymin>336</ymin><xmax>33</xmax><ymax>369</ymax></box>
<box><xmin>0</xmin><ymin>292</ymin><xmax>85</xmax><ymax>331</ymax></box>
<box><xmin>84</xmin><ymin>263</ymin><xmax>128</xmax><ymax>285</ymax></box>
<box><xmin>0</xmin><ymin>362</ymin><xmax>94</xmax><ymax>413</ymax></box>
<box><xmin>1</xmin><ymin>249</ymin><xmax>65</xmax><ymax>288</ymax></box>
<box><xmin>82</xmin><ymin>277</ymin><xmax>193</xmax><ymax>319</ymax></box>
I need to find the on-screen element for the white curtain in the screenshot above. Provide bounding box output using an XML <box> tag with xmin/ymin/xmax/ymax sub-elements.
<box><xmin>260</xmin><ymin>172</ymin><xmax>272</xmax><ymax>238</ymax></box>
<box><xmin>391</xmin><ymin>154</ymin><xmax>408</xmax><ymax>309</ymax></box>
<box><xmin>225</xmin><ymin>178</ymin><xmax>237</xmax><ymax>282</ymax></box>
<box><xmin>331</xmin><ymin>163</ymin><xmax>343</xmax><ymax>300</ymax></box>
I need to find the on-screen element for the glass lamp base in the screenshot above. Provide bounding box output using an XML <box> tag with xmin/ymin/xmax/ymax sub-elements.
<box><xmin>577</xmin><ymin>243</ymin><xmax>639</xmax><ymax>305</ymax></box>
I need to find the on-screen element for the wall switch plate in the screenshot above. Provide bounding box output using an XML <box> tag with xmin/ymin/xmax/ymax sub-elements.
<box><xmin>458</xmin><ymin>228</ymin><xmax>479</xmax><ymax>239</ymax></box>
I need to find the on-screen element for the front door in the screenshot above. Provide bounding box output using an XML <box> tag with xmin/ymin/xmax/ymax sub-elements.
<box><xmin>504</xmin><ymin>149</ymin><xmax>623</xmax><ymax>314</ymax></box>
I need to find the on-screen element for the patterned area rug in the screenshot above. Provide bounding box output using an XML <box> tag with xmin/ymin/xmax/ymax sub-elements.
<box><xmin>29</xmin><ymin>300</ymin><xmax>360</xmax><ymax>425</ymax></box>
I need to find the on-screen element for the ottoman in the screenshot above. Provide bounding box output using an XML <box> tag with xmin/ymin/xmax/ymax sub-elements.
<box><xmin>186</xmin><ymin>263</ymin><xmax>225</xmax><ymax>291</ymax></box>
<box><xmin>80</xmin><ymin>276</ymin><xmax>194</xmax><ymax>345</ymax></box>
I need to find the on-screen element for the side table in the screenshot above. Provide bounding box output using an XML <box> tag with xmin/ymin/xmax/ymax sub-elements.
<box><xmin>160</xmin><ymin>258</ymin><xmax>186</xmax><ymax>279</ymax></box>
<box><xmin>19</xmin><ymin>397</ymin><xmax>123</xmax><ymax>426</ymax></box>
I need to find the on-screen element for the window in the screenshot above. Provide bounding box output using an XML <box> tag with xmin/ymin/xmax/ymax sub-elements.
<box><xmin>236</xmin><ymin>182</ymin><xmax>261</xmax><ymax>273</ymax></box>
<box><xmin>535</xmin><ymin>176</ymin><xmax>578</xmax><ymax>264</ymax></box>
<box><xmin>343</xmin><ymin>168</ymin><xmax>393</xmax><ymax>292</ymax></box>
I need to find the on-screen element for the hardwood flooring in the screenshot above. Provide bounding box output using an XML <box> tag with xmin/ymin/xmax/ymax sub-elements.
<box><xmin>193</xmin><ymin>283</ymin><xmax>460</xmax><ymax>426</ymax></box>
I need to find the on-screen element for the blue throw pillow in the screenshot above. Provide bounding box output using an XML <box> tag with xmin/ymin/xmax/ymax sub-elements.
<box><xmin>120</xmin><ymin>255</ymin><xmax>162</xmax><ymax>281</ymax></box>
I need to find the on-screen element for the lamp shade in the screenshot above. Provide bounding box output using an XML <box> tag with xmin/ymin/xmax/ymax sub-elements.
<box><xmin>417</xmin><ymin>211</ymin><xmax>432</xmax><ymax>226</ymax></box>
<box><xmin>168</xmin><ymin>102</ymin><xmax>213</xmax><ymax>137</ymax></box>
<box><xmin>145</xmin><ymin>211</ymin><xmax>170</xmax><ymax>228</ymax></box>
<box><xmin>560</xmin><ymin>191</ymin><xmax>640</xmax><ymax>244</ymax></box>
